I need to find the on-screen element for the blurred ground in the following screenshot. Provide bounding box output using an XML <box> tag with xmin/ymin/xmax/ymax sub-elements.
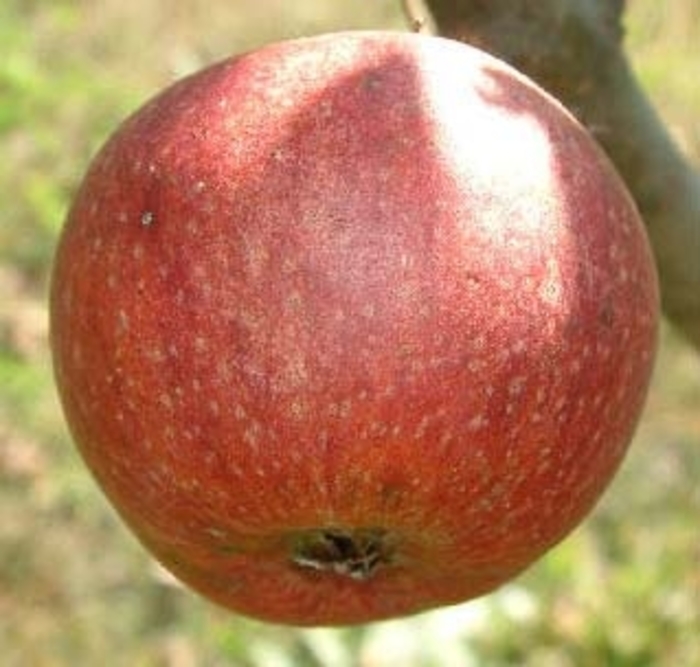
<box><xmin>1</xmin><ymin>1</ymin><xmax>698</xmax><ymax>665</ymax></box>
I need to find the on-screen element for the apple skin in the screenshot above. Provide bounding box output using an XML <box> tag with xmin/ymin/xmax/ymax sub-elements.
<box><xmin>50</xmin><ymin>31</ymin><xmax>659</xmax><ymax>626</ymax></box>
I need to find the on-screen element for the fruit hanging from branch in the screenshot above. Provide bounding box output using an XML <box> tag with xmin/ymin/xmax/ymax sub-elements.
<box><xmin>50</xmin><ymin>30</ymin><xmax>659</xmax><ymax>626</ymax></box>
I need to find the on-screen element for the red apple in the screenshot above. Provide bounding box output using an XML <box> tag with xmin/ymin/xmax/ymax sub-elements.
<box><xmin>50</xmin><ymin>31</ymin><xmax>659</xmax><ymax>626</ymax></box>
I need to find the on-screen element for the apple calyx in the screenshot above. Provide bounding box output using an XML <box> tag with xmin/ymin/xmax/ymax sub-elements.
<box><xmin>291</xmin><ymin>527</ymin><xmax>395</xmax><ymax>581</ymax></box>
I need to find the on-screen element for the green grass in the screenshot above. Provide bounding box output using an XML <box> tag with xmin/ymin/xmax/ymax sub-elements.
<box><xmin>1</xmin><ymin>1</ymin><xmax>698</xmax><ymax>665</ymax></box>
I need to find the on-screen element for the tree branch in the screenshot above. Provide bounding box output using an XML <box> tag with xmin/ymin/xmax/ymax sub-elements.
<box><xmin>426</xmin><ymin>0</ymin><xmax>700</xmax><ymax>352</ymax></box>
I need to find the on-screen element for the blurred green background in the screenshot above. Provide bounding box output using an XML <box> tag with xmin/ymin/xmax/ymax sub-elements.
<box><xmin>1</xmin><ymin>1</ymin><xmax>698</xmax><ymax>665</ymax></box>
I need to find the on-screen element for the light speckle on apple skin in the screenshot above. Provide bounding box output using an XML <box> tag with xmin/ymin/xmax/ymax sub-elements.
<box><xmin>49</xmin><ymin>31</ymin><xmax>659</xmax><ymax>626</ymax></box>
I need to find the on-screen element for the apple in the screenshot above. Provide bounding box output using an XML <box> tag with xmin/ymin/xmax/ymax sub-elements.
<box><xmin>50</xmin><ymin>31</ymin><xmax>659</xmax><ymax>626</ymax></box>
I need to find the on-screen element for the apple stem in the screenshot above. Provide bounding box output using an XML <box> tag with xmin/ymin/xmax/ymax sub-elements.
<box><xmin>400</xmin><ymin>0</ymin><xmax>431</xmax><ymax>34</ymax></box>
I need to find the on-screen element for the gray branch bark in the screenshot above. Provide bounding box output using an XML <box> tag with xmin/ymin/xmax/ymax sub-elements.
<box><xmin>425</xmin><ymin>0</ymin><xmax>700</xmax><ymax>352</ymax></box>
